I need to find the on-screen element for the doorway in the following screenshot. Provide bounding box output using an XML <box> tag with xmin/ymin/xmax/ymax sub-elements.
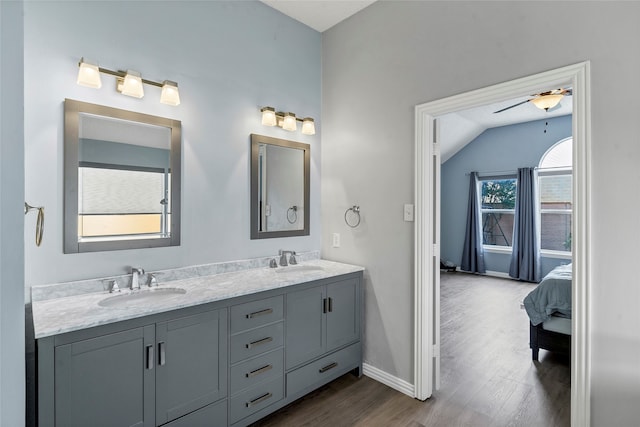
<box><xmin>413</xmin><ymin>63</ymin><xmax>591</xmax><ymax>427</ymax></box>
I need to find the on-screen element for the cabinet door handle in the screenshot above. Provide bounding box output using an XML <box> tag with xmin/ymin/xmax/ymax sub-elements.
<box><xmin>158</xmin><ymin>342</ymin><xmax>166</xmax><ymax>366</ymax></box>
<box><xmin>322</xmin><ymin>298</ymin><xmax>328</xmax><ymax>314</ymax></box>
<box><xmin>246</xmin><ymin>336</ymin><xmax>273</xmax><ymax>349</ymax></box>
<box><xmin>246</xmin><ymin>364</ymin><xmax>273</xmax><ymax>378</ymax></box>
<box><xmin>146</xmin><ymin>345</ymin><xmax>154</xmax><ymax>370</ymax></box>
<box><xmin>246</xmin><ymin>392</ymin><xmax>273</xmax><ymax>408</ymax></box>
<box><xmin>319</xmin><ymin>362</ymin><xmax>338</xmax><ymax>373</ymax></box>
<box><xmin>328</xmin><ymin>297</ymin><xmax>333</xmax><ymax>313</ymax></box>
<box><xmin>246</xmin><ymin>308</ymin><xmax>273</xmax><ymax>319</ymax></box>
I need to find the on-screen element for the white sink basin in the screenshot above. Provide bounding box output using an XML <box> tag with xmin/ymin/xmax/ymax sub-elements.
<box><xmin>99</xmin><ymin>287</ymin><xmax>187</xmax><ymax>308</ymax></box>
<box><xmin>274</xmin><ymin>265</ymin><xmax>325</xmax><ymax>274</ymax></box>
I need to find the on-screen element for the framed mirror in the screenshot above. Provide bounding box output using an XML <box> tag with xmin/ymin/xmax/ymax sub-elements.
<box><xmin>64</xmin><ymin>99</ymin><xmax>181</xmax><ymax>253</ymax></box>
<box><xmin>250</xmin><ymin>134</ymin><xmax>310</xmax><ymax>239</ymax></box>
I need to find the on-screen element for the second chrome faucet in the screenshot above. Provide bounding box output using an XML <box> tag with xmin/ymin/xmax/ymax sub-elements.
<box><xmin>278</xmin><ymin>250</ymin><xmax>297</xmax><ymax>267</ymax></box>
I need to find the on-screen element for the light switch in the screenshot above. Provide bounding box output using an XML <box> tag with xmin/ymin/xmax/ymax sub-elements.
<box><xmin>404</xmin><ymin>204</ymin><xmax>414</xmax><ymax>222</ymax></box>
<box><xmin>332</xmin><ymin>233</ymin><xmax>340</xmax><ymax>248</ymax></box>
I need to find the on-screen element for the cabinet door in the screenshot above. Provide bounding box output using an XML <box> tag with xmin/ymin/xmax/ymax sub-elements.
<box><xmin>155</xmin><ymin>309</ymin><xmax>227</xmax><ymax>425</ymax></box>
<box><xmin>55</xmin><ymin>325</ymin><xmax>155</xmax><ymax>427</ymax></box>
<box><xmin>326</xmin><ymin>278</ymin><xmax>360</xmax><ymax>352</ymax></box>
<box><xmin>285</xmin><ymin>285</ymin><xmax>325</xmax><ymax>369</ymax></box>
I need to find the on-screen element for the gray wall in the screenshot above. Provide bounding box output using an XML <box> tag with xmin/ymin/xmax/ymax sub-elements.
<box><xmin>24</xmin><ymin>2</ymin><xmax>321</xmax><ymax>294</ymax></box>
<box><xmin>321</xmin><ymin>1</ymin><xmax>640</xmax><ymax>423</ymax></box>
<box><xmin>0</xmin><ymin>0</ymin><xmax>25</xmax><ymax>425</ymax></box>
<box><xmin>441</xmin><ymin>115</ymin><xmax>572</xmax><ymax>277</ymax></box>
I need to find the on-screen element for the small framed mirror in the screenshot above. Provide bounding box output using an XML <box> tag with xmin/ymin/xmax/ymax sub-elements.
<box><xmin>250</xmin><ymin>134</ymin><xmax>310</xmax><ymax>239</ymax></box>
<box><xmin>64</xmin><ymin>99</ymin><xmax>181</xmax><ymax>253</ymax></box>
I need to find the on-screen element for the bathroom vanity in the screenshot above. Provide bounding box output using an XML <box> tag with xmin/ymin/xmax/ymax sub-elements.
<box><xmin>32</xmin><ymin>259</ymin><xmax>363</xmax><ymax>427</ymax></box>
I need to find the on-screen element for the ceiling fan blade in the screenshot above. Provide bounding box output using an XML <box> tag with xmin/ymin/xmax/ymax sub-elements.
<box><xmin>493</xmin><ymin>99</ymin><xmax>530</xmax><ymax>114</ymax></box>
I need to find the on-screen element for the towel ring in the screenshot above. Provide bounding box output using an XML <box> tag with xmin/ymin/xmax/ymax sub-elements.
<box><xmin>344</xmin><ymin>205</ymin><xmax>361</xmax><ymax>228</ymax></box>
<box><xmin>287</xmin><ymin>206</ymin><xmax>298</xmax><ymax>224</ymax></box>
<box><xmin>25</xmin><ymin>202</ymin><xmax>45</xmax><ymax>247</ymax></box>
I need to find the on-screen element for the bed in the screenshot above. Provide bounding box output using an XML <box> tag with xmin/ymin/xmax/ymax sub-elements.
<box><xmin>522</xmin><ymin>263</ymin><xmax>572</xmax><ymax>360</ymax></box>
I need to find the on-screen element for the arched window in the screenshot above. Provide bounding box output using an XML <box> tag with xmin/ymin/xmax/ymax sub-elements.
<box><xmin>539</xmin><ymin>138</ymin><xmax>572</xmax><ymax>253</ymax></box>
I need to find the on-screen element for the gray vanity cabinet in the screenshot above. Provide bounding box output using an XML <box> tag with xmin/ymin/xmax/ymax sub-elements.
<box><xmin>38</xmin><ymin>270</ymin><xmax>362</xmax><ymax>427</ymax></box>
<box><xmin>285</xmin><ymin>277</ymin><xmax>360</xmax><ymax>369</ymax></box>
<box><xmin>45</xmin><ymin>307</ymin><xmax>228</xmax><ymax>427</ymax></box>
<box><xmin>54</xmin><ymin>326</ymin><xmax>156</xmax><ymax>427</ymax></box>
<box><xmin>155</xmin><ymin>310</ymin><xmax>227</xmax><ymax>425</ymax></box>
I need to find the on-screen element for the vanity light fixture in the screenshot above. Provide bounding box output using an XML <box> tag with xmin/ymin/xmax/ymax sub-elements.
<box><xmin>282</xmin><ymin>112</ymin><xmax>297</xmax><ymax>132</ymax></box>
<box><xmin>160</xmin><ymin>80</ymin><xmax>181</xmax><ymax>106</ymax></box>
<box><xmin>260</xmin><ymin>106</ymin><xmax>316</xmax><ymax>135</ymax></box>
<box><xmin>119</xmin><ymin>70</ymin><xmax>144</xmax><ymax>98</ymax></box>
<box><xmin>76</xmin><ymin>57</ymin><xmax>181</xmax><ymax>106</ymax></box>
<box><xmin>76</xmin><ymin>58</ymin><xmax>102</xmax><ymax>88</ymax></box>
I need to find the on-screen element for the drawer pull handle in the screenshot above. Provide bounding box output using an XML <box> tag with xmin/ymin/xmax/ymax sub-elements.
<box><xmin>246</xmin><ymin>308</ymin><xmax>273</xmax><ymax>319</ymax></box>
<box><xmin>246</xmin><ymin>336</ymin><xmax>273</xmax><ymax>349</ymax></box>
<box><xmin>328</xmin><ymin>297</ymin><xmax>333</xmax><ymax>313</ymax></box>
<box><xmin>323</xmin><ymin>298</ymin><xmax>328</xmax><ymax>314</ymax></box>
<box><xmin>146</xmin><ymin>345</ymin><xmax>154</xmax><ymax>370</ymax></box>
<box><xmin>319</xmin><ymin>362</ymin><xmax>338</xmax><ymax>373</ymax></box>
<box><xmin>246</xmin><ymin>364</ymin><xmax>273</xmax><ymax>378</ymax></box>
<box><xmin>246</xmin><ymin>392</ymin><xmax>273</xmax><ymax>408</ymax></box>
<box><xmin>158</xmin><ymin>341</ymin><xmax>166</xmax><ymax>366</ymax></box>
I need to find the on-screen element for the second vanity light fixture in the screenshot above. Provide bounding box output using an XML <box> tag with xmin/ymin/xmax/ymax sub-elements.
<box><xmin>77</xmin><ymin>57</ymin><xmax>181</xmax><ymax>106</ymax></box>
<box><xmin>260</xmin><ymin>106</ymin><xmax>315</xmax><ymax>135</ymax></box>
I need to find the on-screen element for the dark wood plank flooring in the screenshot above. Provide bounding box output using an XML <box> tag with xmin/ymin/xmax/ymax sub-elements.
<box><xmin>252</xmin><ymin>272</ymin><xmax>570</xmax><ymax>427</ymax></box>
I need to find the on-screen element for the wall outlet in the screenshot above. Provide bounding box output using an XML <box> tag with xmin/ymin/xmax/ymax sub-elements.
<box><xmin>332</xmin><ymin>233</ymin><xmax>341</xmax><ymax>248</ymax></box>
<box><xmin>404</xmin><ymin>204</ymin><xmax>414</xmax><ymax>222</ymax></box>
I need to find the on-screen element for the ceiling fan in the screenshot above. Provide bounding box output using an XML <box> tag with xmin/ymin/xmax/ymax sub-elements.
<box><xmin>493</xmin><ymin>88</ymin><xmax>573</xmax><ymax>114</ymax></box>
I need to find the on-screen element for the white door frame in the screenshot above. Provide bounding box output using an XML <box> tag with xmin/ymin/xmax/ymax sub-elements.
<box><xmin>414</xmin><ymin>62</ymin><xmax>591</xmax><ymax>427</ymax></box>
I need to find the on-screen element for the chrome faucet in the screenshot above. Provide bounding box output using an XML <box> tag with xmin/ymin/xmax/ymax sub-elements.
<box><xmin>278</xmin><ymin>250</ymin><xmax>297</xmax><ymax>267</ymax></box>
<box><xmin>131</xmin><ymin>267</ymin><xmax>145</xmax><ymax>290</ymax></box>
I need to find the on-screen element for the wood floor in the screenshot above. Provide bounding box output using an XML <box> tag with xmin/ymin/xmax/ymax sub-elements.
<box><xmin>252</xmin><ymin>272</ymin><xmax>571</xmax><ymax>427</ymax></box>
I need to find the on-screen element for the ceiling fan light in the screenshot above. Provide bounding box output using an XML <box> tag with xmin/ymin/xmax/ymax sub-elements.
<box><xmin>531</xmin><ymin>94</ymin><xmax>564</xmax><ymax>111</ymax></box>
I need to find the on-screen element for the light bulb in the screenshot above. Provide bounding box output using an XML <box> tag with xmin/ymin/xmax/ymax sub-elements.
<box><xmin>77</xmin><ymin>58</ymin><xmax>102</xmax><ymax>88</ymax></box>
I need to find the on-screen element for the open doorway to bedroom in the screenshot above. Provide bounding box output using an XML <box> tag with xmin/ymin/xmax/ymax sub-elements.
<box><xmin>413</xmin><ymin>63</ymin><xmax>591</xmax><ymax>426</ymax></box>
<box><xmin>436</xmin><ymin>103</ymin><xmax>573</xmax><ymax>423</ymax></box>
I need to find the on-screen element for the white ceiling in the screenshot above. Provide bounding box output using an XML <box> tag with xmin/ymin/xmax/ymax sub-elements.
<box><xmin>260</xmin><ymin>0</ymin><xmax>377</xmax><ymax>32</ymax></box>
<box><xmin>258</xmin><ymin>1</ymin><xmax>573</xmax><ymax>162</ymax></box>
<box><xmin>439</xmin><ymin>93</ymin><xmax>572</xmax><ymax>163</ymax></box>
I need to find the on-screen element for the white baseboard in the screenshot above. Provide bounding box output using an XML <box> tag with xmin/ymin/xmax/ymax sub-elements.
<box><xmin>484</xmin><ymin>270</ymin><xmax>511</xmax><ymax>279</ymax></box>
<box><xmin>362</xmin><ymin>363</ymin><xmax>415</xmax><ymax>398</ymax></box>
<box><xmin>454</xmin><ymin>268</ymin><xmax>512</xmax><ymax>279</ymax></box>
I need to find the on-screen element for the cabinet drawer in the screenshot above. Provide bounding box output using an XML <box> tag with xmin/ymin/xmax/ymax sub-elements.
<box><xmin>229</xmin><ymin>377</ymin><xmax>284</xmax><ymax>424</ymax></box>
<box><xmin>230</xmin><ymin>295</ymin><xmax>284</xmax><ymax>333</ymax></box>
<box><xmin>230</xmin><ymin>322</ymin><xmax>284</xmax><ymax>363</ymax></box>
<box><xmin>163</xmin><ymin>398</ymin><xmax>227</xmax><ymax>427</ymax></box>
<box><xmin>286</xmin><ymin>343</ymin><xmax>360</xmax><ymax>398</ymax></box>
<box><xmin>231</xmin><ymin>349</ymin><xmax>284</xmax><ymax>395</ymax></box>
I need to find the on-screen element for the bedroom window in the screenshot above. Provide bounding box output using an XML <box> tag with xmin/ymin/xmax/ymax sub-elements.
<box><xmin>480</xmin><ymin>178</ymin><xmax>516</xmax><ymax>247</ymax></box>
<box><xmin>539</xmin><ymin>138</ymin><xmax>572</xmax><ymax>253</ymax></box>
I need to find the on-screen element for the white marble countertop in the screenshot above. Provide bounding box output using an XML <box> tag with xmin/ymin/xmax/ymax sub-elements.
<box><xmin>31</xmin><ymin>259</ymin><xmax>363</xmax><ymax>339</ymax></box>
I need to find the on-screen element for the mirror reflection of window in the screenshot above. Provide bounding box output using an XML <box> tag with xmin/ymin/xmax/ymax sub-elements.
<box><xmin>78</xmin><ymin>165</ymin><xmax>171</xmax><ymax>240</ymax></box>
<box><xmin>77</xmin><ymin>114</ymin><xmax>172</xmax><ymax>242</ymax></box>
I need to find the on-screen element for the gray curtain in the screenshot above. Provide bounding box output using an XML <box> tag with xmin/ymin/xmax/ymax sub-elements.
<box><xmin>461</xmin><ymin>172</ymin><xmax>485</xmax><ymax>273</ymax></box>
<box><xmin>509</xmin><ymin>167</ymin><xmax>541</xmax><ymax>282</ymax></box>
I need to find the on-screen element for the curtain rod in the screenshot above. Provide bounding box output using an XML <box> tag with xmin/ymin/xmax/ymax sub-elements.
<box><xmin>465</xmin><ymin>166</ymin><xmax>571</xmax><ymax>176</ymax></box>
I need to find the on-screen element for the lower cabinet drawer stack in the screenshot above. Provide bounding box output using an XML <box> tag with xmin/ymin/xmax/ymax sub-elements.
<box><xmin>229</xmin><ymin>295</ymin><xmax>285</xmax><ymax>425</ymax></box>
